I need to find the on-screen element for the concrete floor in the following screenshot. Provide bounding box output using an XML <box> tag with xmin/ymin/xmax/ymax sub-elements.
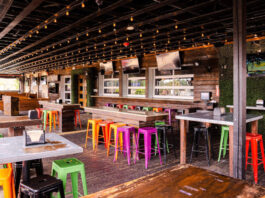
<box><xmin>0</xmin><ymin>111</ymin><xmax>264</xmax><ymax>197</ymax></box>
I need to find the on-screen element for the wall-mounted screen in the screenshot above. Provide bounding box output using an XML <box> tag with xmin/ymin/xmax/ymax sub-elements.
<box><xmin>121</xmin><ymin>58</ymin><xmax>140</xmax><ymax>74</ymax></box>
<box><xmin>156</xmin><ymin>51</ymin><xmax>181</xmax><ymax>71</ymax></box>
<box><xmin>100</xmin><ymin>61</ymin><xmax>113</xmax><ymax>75</ymax></box>
<box><xmin>48</xmin><ymin>82</ymin><xmax>59</xmax><ymax>94</ymax></box>
<box><xmin>247</xmin><ymin>53</ymin><xmax>265</xmax><ymax>76</ymax></box>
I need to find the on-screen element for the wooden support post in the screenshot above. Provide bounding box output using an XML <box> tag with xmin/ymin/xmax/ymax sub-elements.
<box><xmin>233</xmin><ymin>0</ymin><xmax>246</xmax><ymax>179</ymax></box>
<box><xmin>180</xmin><ymin>119</ymin><xmax>187</xmax><ymax>164</ymax></box>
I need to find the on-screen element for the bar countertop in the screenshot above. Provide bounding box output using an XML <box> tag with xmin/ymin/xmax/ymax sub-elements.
<box><xmin>175</xmin><ymin>111</ymin><xmax>263</xmax><ymax>126</ymax></box>
<box><xmin>227</xmin><ymin>105</ymin><xmax>265</xmax><ymax>111</ymax></box>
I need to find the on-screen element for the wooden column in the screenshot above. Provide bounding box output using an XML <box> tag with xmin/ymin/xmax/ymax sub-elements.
<box><xmin>233</xmin><ymin>0</ymin><xmax>246</xmax><ymax>179</ymax></box>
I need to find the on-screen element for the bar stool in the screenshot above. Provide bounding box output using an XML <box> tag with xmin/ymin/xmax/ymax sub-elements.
<box><xmin>105</xmin><ymin>103</ymin><xmax>111</xmax><ymax>107</ymax></box>
<box><xmin>74</xmin><ymin>109</ymin><xmax>82</xmax><ymax>129</ymax></box>
<box><xmin>14</xmin><ymin>159</ymin><xmax>43</xmax><ymax>197</ymax></box>
<box><xmin>142</xmin><ymin>107</ymin><xmax>153</xmax><ymax>111</ymax></box>
<box><xmin>85</xmin><ymin>119</ymin><xmax>102</xmax><ymax>150</ymax></box>
<box><xmin>35</xmin><ymin>108</ymin><xmax>43</xmax><ymax>119</ymax></box>
<box><xmin>190</xmin><ymin>126</ymin><xmax>214</xmax><ymax>166</ymax></box>
<box><xmin>51</xmin><ymin>158</ymin><xmax>88</xmax><ymax>198</ymax></box>
<box><xmin>123</xmin><ymin>105</ymin><xmax>129</xmax><ymax>109</ymax></box>
<box><xmin>218</xmin><ymin>126</ymin><xmax>229</xmax><ymax>162</ymax></box>
<box><xmin>114</xmin><ymin>126</ymin><xmax>137</xmax><ymax>165</ymax></box>
<box><xmin>20</xmin><ymin>175</ymin><xmax>65</xmax><ymax>198</ymax></box>
<box><xmin>47</xmin><ymin>110</ymin><xmax>59</xmax><ymax>132</ymax></box>
<box><xmin>246</xmin><ymin>133</ymin><xmax>265</xmax><ymax>184</ymax></box>
<box><xmin>155</xmin><ymin>124</ymin><xmax>177</xmax><ymax>163</ymax></box>
<box><xmin>0</xmin><ymin>163</ymin><xmax>15</xmax><ymax>198</ymax></box>
<box><xmin>135</xmin><ymin>127</ymin><xmax>162</xmax><ymax>169</ymax></box>
<box><xmin>42</xmin><ymin>110</ymin><xmax>50</xmax><ymax>131</ymax></box>
<box><xmin>153</xmin><ymin>108</ymin><xmax>163</xmax><ymax>112</ymax></box>
<box><xmin>95</xmin><ymin>120</ymin><xmax>114</xmax><ymax>151</ymax></box>
<box><xmin>116</xmin><ymin>104</ymin><xmax>123</xmax><ymax>109</ymax></box>
<box><xmin>164</xmin><ymin>108</ymin><xmax>173</xmax><ymax>125</ymax></box>
<box><xmin>128</xmin><ymin>105</ymin><xmax>136</xmax><ymax>110</ymax></box>
<box><xmin>108</xmin><ymin>123</ymin><xmax>126</xmax><ymax>156</ymax></box>
<box><xmin>135</xmin><ymin>106</ymin><xmax>142</xmax><ymax>111</ymax></box>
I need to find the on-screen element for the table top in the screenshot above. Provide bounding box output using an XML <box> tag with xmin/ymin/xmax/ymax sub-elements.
<box><xmin>0</xmin><ymin>133</ymin><xmax>83</xmax><ymax>164</ymax></box>
<box><xmin>0</xmin><ymin>115</ymin><xmax>41</xmax><ymax>128</ymax></box>
<box><xmin>175</xmin><ymin>111</ymin><xmax>263</xmax><ymax>126</ymax></box>
<box><xmin>84</xmin><ymin>106</ymin><xmax>168</xmax><ymax>118</ymax></box>
<box><xmin>83</xmin><ymin>165</ymin><xmax>265</xmax><ymax>198</ymax></box>
<box><xmin>227</xmin><ymin>105</ymin><xmax>265</xmax><ymax>111</ymax></box>
<box><xmin>39</xmin><ymin>101</ymin><xmax>80</xmax><ymax>109</ymax></box>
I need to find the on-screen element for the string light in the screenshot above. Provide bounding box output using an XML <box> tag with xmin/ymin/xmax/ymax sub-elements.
<box><xmin>113</xmin><ymin>22</ymin><xmax>116</xmax><ymax>27</ymax></box>
<box><xmin>81</xmin><ymin>1</ymin><xmax>85</xmax><ymax>8</ymax></box>
<box><xmin>66</xmin><ymin>10</ymin><xmax>69</xmax><ymax>16</ymax></box>
<box><xmin>175</xmin><ymin>24</ymin><xmax>178</xmax><ymax>29</ymax></box>
<box><xmin>183</xmin><ymin>36</ymin><xmax>186</xmax><ymax>41</ymax></box>
<box><xmin>44</xmin><ymin>24</ymin><xmax>47</xmax><ymax>29</ymax></box>
<box><xmin>54</xmin><ymin>18</ymin><xmax>57</xmax><ymax>23</ymax></box>
<box><xmin>156</xmin><ymin>29</ymin><xmax>159</xmax><ymax>34</ymax></box>
<box><xmin>86</xmin><ymin>32</ymin><xmax>89</xmax><ymax>36</ymax></box>
<box><xmin>139</xmin><ymin>33</ymin><xmax>142</xmax><ymax>38</ymax></box>
<box><xmin>130</xmin><ymin>16</ymin><xmax>133</xmax><ymax>22</ymax></box>
<box><xmin>201</xmin><ymin>33</ymin><xmax>205</xmax><ymax>37</ymax></box>
<box><xmin>36</xmin><ymin>30</ymin><xmax>39</xmax><ymax>34</ymax></box>
<box><xmin>98</xmin><ymin>28</ymin><xmax>101</xmax><ymax>33</ymax></box>
<box><xmin>67</xmin><ymin>39</ymin><xmax>70</xmax><ymax>44</ymax></box>
<box><xmin>76</xmin><ymin>36</ymin><xmax>79</xmax><ymax>41</ymax></box>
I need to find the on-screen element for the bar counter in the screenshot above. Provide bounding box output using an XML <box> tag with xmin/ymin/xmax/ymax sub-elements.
<box><xmin>39</xmin><ymin>101</ymin><xmax>80</xmax><ymax>132</ymax></box>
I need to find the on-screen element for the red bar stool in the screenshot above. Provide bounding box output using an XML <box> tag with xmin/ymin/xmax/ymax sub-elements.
<box><xmin>74</xmin><ymin>109</ymin><xmax>82</xmax><ymax>129</ymax></box>
<box><xmin>35</xmin><ymin>108</ymin><xmax>43</xmax><ymax>119</ymax></box>
<box><xmin>116</xmin><ymin>104</ymin><xmax>123</xmax><ymax>109</ymax></box>
<box><xmin>246</xmin><ymin>133</ymin><xmax>265</xmax><ymax>184</ymax></box>
<box><xmin>95</xmin><ymin>120</ymin><xmax>114</xmax><ymax>151</ymax></box>
<box><xmin>128</xmin><ymin>105</ymin><xmax>136</xmax><ymax>110</ymax></box>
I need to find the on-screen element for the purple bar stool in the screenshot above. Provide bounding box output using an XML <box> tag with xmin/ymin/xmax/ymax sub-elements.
<box><xmin>105</xmin><ymin>103</ymin><xmax>111</xmax><ymax>107</ymax></box>
<box><xmin>114</xmin><ymin>126</ymin><xmax>137</xmax><ymax>165</ymax></box>
<box><xmin>135</xmin><ymin>127</ymin><xmax>162</xmax><ymax>169</ymax></box>
<box><xmin>164</xmin><ymin>108</ymin><xmax>173</xmax><ymax>125</ymax></box>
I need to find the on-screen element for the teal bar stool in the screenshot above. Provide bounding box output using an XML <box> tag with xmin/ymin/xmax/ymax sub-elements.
<box><xmin>218</xmin><ymin>126</ymin><xmax>229</xmax><ymax>162</ymax></box>
<box><xmin>142</xmin><ymin>107</ymin><xmax>153</xmax><ymax>111</ymax></box>
<box><xmin>123</xmin><ymin>105</ymin><xmax>129</xmax><ymax>109</ymax></box>
<box><xmin>51</xmin><ymin>158</ymin><xmax>88</xmax><ymax>198</ymax></box>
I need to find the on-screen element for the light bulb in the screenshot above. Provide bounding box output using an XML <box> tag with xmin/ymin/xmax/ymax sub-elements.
<box><xmin>66</xmin><ymin>10</ymin><xmax>69</xmax><ymax>16</ymax></box>
<box><xmin>81</xmin><ymin>2</ymin><xmax>85</xmax><ymax>8</ymax></box>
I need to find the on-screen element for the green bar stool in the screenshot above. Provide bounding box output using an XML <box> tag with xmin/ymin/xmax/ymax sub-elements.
<box><xmin>142</xmin><ymin>107</ymin><xmax>153</xmax><ymax>111</ymax></box>
<box><xmin>51</xmin><ymin>158</ymin><xmax>88</xmax><ymax>198</ymax></box>
<box><xmin>218</xmin><ymin>126</ymin><xmax>229</xmax><ymax>162</ymax></box>
<box><xmin>42</xmin><ymin>110</ymin><xmax>49</xmax><ymax>131</ymax></box>
<box><xmin>123</xmin><ymin>105</ymin><xmax>129</xmax><ymax>109</ymax></box>
<box><xmin>154</xmin><ymin>121</ymin><xmax>169</xmax><ymax>154</ymax></box>
<box><xmin>0</xmin><ymin>134</ymin><xmax>3</xmax><ymax>138</ymax></box>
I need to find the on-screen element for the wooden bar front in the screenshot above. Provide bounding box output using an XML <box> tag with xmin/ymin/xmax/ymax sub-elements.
<box><xmin>39</xmin><ymin>101</ymin><xmax>80</xmax><ymax>132</ymax></box>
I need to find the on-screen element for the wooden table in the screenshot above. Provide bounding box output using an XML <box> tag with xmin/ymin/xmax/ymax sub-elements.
<box><xmin>175</xmin><ymin>111</ymin><xmax>263</xmax><ymax>177</ymax></box>
<box><xmin>83</xmin><ymin>165</ymin><xmax>265</xmax><ymax>198</ymax></box>
<box><xmin>84</xmin><ymin>106</ymin><xmax>169</xmax><ymax>127</ymax></box>
<box><xmin>39</xmin><ymin>101</ymin><xmax>80</xmax><ymax>132</ymax></box>
<box><xmin>0</xmin><ymin>115</ymin><xmax>41</xmax><ymax>136</ymax></box>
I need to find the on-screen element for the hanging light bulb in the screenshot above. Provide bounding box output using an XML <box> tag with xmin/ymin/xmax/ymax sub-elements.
<box><xmin>98</xmin><ymin>28</ymin><xmax>101</xmax><ymax>33</ymax></box>
<box><xmin>44</xmin><ymin>24</ymin><xmax>47</xmax><ymax>29</ymax></box>
<box><xmin>113</xmin><ymin>22</ymin><xmax>116</xmax><ymax>27</ymax></box>
<box><xmin>81</xmin><ymin>1</ymin><xmax>85</xmax><ymax>8</ymax></box>
<box><xmin>175</xmin><ymin>24</ymin><xmax>178</xmax><ymax>29</ymax></box>
<box><xmin>156</xmin><ymin>29</ymin><xmax>159</xmax><ymax>34</ymax></box>
<box><xmin>201</xmin><ymin>33</ymin><xmax>205</xmax><ymax>37</ymax></box>
<box><xmin>29</xmin><ymin>34</ymin><xmax>32</xmax><ymax>38</ymax></box>
<box><xmin>67</xmin><ymin>39</ymin><xmax>70</xmax><ymax>44</ymax></box>
<box><xmin>183</xmin><ymin>36</ymin><xmax>186</xmax><ymax>41</ymax></box>
<box><xmin>76</xmin><ymin>36</ymin><xmax>79</xmax><ymax>41</ymax></box>
<box><xmin>54</xmin><ymin>18</ymin><xmax>57</xmax><ymax>23</ymax></box>
<box><xmin>130</xmin><ymin>16</ymin><xmax>133</xmax><ymax>22</ymax></box>
<box><xmin>140</xmin><ymin>33</ymin><xmax>142</xmax><ymax>38</ymax></box>
<box><xmin>115</xmin><ymin>40</ymin><xmax>117</xmax><ymax>45</ymax></box>
<box><xmin>126</xmin><ymin>37</ymin><xmax>129</xmax><ymax>41</ymax></box>
<box><xmin>86</xmin><ymin>32</ymin><xmax>89</xmax><ymax>36</ymax></box>
<box><xmin>66</xmin><ymin>10</ymin><xmax>69</xmax><ymax>16</ymax></box>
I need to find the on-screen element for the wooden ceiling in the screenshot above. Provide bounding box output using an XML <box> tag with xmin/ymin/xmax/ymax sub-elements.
<box><xmin>0</xmin><ymin>0</ymin><xmax>264</xmax><ymax>74</ymax></box>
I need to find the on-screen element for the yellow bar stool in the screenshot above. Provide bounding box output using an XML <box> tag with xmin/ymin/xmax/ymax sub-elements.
<box><xmin>153</xmin><ymin>108</ymin><xmax>163</xmax><ymax>112</ymax></box>
<box><xmin>85</xmin><ymin>119</ymin><xmax>102</xmax><ymax>150</ymax></box>
<box><xmin>47</xmin><ymin>110</ymin><xmax>59</xmax><ymax>132</ymax></box>
<box><xmin>108</xmin><ymin>123</ymin><xmax>126</xmax><ymax>157</ymax></box>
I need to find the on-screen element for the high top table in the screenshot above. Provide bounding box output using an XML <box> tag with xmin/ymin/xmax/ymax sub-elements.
<box><xmin>84</xmin><ymin>106</ymin><xmax>169</xmax><ymax>127</ymax></box>
<box><xmin>175</xmin><ymin>111</ymin><xmax>263</xmax><ymax>177</ymax></box>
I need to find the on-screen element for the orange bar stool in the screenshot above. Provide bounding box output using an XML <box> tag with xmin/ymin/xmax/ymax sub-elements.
<box><xmin>246</xmin><ymin>133</ymin><xmax>265</xmax><ymax>184</ymax></box>
<box><xmin>107</xmin><ymin>123</ymin><xmax>126</xmax><ymax>156</ymax></box>
<box><xmin>85</xmin><ymin>119</ymin><xmax>102</xmax><ymax>150</ymax></box>
<box><xmin>116</xmin><ymin>104</ymin><xmax>123</xmax><ymax>109</ymax></box>
<box><xmin>74</xmin><ymin>109</ymin><xmax>82</xmax><ymax>129</ymax></box>
<box><xmin>153</xmin><ymin>108</ymin><xmax>163</xmax><ymax>112</ymax></box>
<box><xmin>47</xmin><ymin>110</ymin><xmax>59</xmax><ymax>132</ymax></box>
<box><xmin>0</xmin><ymin>163</ymin><xmax>16</xmax><ymax>198</ymax></box>
<box><xmin>95</xmin><ymin>120</ymin><xmax>114</xmax><ymax>151</ymax></box>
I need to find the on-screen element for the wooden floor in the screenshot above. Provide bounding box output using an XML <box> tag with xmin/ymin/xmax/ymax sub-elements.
<box><xmin>84</xmin><ymin>165</ymin><xmax>265</xmax><ymax>198</ymax></box>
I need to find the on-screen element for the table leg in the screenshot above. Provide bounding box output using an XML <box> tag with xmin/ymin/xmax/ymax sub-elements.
<box><xmin>229</xmin><ymin>126</ymin><xmax>234</xmax><ymax>177</ymax></box>
<box><xmin>251</xmin><ymin>120</ymin><xmax>258</xmax><ymax>134</ymax></box>
<box><xmin>180</xmin><ymin>119</ymin><xmax>187</xmax><ymax>164</ymax></box>
<box><xmin>8</xmin><ymin>126</ymin><xmax>25</xmax><ymax>137</ymax></box>
<box><xmin>184</xmin><ymin>109</ymin><xmax>189</xmax><ymax>132</ymax></box>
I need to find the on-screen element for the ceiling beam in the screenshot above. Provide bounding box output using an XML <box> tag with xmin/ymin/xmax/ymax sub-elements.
<box><xmin>0</xmin><ymin>0</ymin><xmax>13</xmax><ymax>23</ymax></box>
<box><xmin>0</xmin><ymin>0</ymin><xmax>133</xmax><ymax>63</ymax></box>
<box><xmin>0</xmin><ymin>0</ymin><xmax>44</xmax><ymax>40</ymax></box>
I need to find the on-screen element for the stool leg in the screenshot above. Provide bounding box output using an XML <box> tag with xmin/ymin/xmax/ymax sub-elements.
<box><xmin>92</xmin><ymin>123</ymin><xmax>97</xmax><ymax>151</ymax></box>
<box><xmin>125</xmin><ymin>131</ymin><xmax>131</xmax><ymax>165</ymax></box>
<box><xmin>58</xmin><ymin>182</ymin><xmax>65</xmax><ymax>198</ymax></box>
<box><xmin>218</xmin><ymin>129</ymin><xmax>225</xmax><ymax>162</ymax></box>
<box><xmin>70</xmin><ymin>172</ymin><xmax>79</xmax><ymax>198</ymax></box>
<box><xmin>78</xmin><ymin>112</ymin><xmax>82</xmax><ymax>129</ymax></box>
<box><xmin>251</xmin><ymin>139</ymin><xmax>258</xmax><ymax>184</ymax></box>
<box><xmin>53</xmin><ymin>113</ymin><xmax>56</xmax><ymax>131</ymax></box>
<box><xmin>133</xmin><ymin>129</ymin><xmax>139</xmax><ymax>162</ymax></box>
<box><xmin>57</xmin><ymin>173</ymin><xmax>67</xmax><ymax>198</ymax></box>
<box><xmin>113</xmin><ymin>130</ymin><xmax>119</xmax><ymax>162</ymax></box>
<box><xmin>155</xmin><ymin>132</ymin><xmax>163</xmax><ymax>166</ymax></box>
<box><xmin>43</xmin><ymin>111</ymin><xmax>47</xmax><ymax>131</ymax></box>
<box><xmin>115</xmin><ymin>130</ymin><xmax>119</xmax><ymax>160</ymax></box>
<box><xmin>3</xmin><ymin>179</ymin><xmax>13</xmax><ymax>198</ymax></box>
<box><xmin>49</xmin><ymin>113</ymin><xmax>52</xmax><ymax>133</ymax></box>
<box><xmin>246</xmin><ymin>139</ymin><xmax>250</xmax><ymax>170</ymax></box>
<box><xmin>144</xmin><ymin>133</ymin><xmax>149</xmax><ymax>169</ymax></box>
<box><xmin>171</xmin><ymin>127</ymin><xmax>177</xmax><ymax>159</ymax></box>
<box><xmin>80</xmin><ymin>167</ymin><xmax>88</xmax><ymax>196</ymax></box>
<box><xmin>259</xmin><ymin>139</ymin><xmax>265</xmax><ymax>171</ymax></box>
<box><xmin>163</xmin><ymin>128</ymin><xmax>167</xmax><ymax>163</ymax></box>
<box><xmin>85</xmin><ymin>121</ymin><xmax>90</xmax><ymax>148</ymax></box>
<box><xmin>223</xmin><ymin>130</ymin><xmax>229</xmax><ymax>158</ymax></box>
<box><xmin>107</xmin><ymin>127</ymin><xmax>112</xmax><ymax>156</ymax></box>
<box><xmin>205</xmin><ymin>130</ymin><xmax>210</xmax><ymax>166</ymax></box>
<box><xmin>135</xmin><ymin>131</ymin><xmax>140</xmax><ymax>164</ymax></box>
<box><xmin>195</xmin><ymin>131</ymin><xmax>199</xmax><ymax>157</ymax></box>
<box><xmin>14</xmin><ymin>163</ymin><xmax>22</xmax><ymax>197</ymax></box>
<box><xmin>190</xmin><ymin>130</ymin><xmax>197</xmax><ymax>163</ymax></box>
<box><xmin>74</xmin><ymin>112</ymin><xmax>77</xmax><ymax>128</ymax></box>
